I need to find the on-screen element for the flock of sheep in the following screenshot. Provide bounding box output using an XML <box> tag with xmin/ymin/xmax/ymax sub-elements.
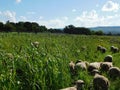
<box><xmin>60</xmin><ymin>45</ymin><xmax>120</xmax><ymax>90</ymax></box>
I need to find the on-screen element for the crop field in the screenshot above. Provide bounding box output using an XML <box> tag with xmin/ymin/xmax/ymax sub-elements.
<box><xmin>0</xmin><ymin>33</ymin><xmax>120</xmax><ymax>90</ymax></box>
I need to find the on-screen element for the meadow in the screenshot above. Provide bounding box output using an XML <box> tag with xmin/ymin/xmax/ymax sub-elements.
<box><xmin>0</xmin><ymin>33</ymin><xmax>120</xmax><ymax>90</ymax></box>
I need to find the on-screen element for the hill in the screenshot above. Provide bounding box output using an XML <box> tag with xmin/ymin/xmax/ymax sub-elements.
<box><xmin>90</xmin><ymin>26</ymin><xmax>120</xmax><ymax>34</ymax></box>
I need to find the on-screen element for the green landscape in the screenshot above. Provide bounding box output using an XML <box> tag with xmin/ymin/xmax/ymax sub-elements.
<box><xmin>0</xmin><ymin>33</ymin><xmax>119</xmax><ymax>90</ymax></box>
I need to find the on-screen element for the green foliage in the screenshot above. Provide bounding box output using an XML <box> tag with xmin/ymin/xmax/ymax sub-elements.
<box><xmin>0</xmin><ymin>33</ymin><xmax>119</xmax><ymax>90</ymax></box>
<box><xmin>0</xmin><ymin>21</ymin><xmax>106</xmax><ymax>35</ymax></box>
<box><xmin>64</xmin><ymin>25</ymin><xmax>91</xmax><ymax>35</ymax></box>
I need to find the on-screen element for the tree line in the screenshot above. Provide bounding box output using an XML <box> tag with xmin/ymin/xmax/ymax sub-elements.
<box><xmin>0</xmin><ymin>21</ymin><xmax>104</xmax><ymax>35</ymax></box>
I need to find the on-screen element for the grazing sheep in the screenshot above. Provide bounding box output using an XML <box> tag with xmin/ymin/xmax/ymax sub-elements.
<box><xmin>108</xmin><ymin>67</ymin><xmax>120</xmax><ymax>79</ymax></box>
<box><xmin>97</xmin><ymin>45</ymin><xmax>102</xmax><ymax>51</ymax></box>
<box><xmin>60</xmin><ymin>80</ymin><xmax>85</xmax><ymax>90</ymax></box>
<box><xmin>87</xmin><ymin>62</ymin><xmax>101</xmax><ymax>72</ymax></box>
<box><xmin>31</xmin><ymin>41</ymin><xmax>39</xmax><ymax>48</ymax></box>
<box><xmin>104</xmin><ymin>55</ymin><xmax>113</xmax><ymax>62</ymax></box>
<box><xmin>91</xmin><ymin>69</ymin><xmax>101</xmax><ymax>76</ymax></box>
<box><xmin>60</xmin><ymin>87</ymin><xmax>76</xmax><ymax>90</ymax></box>
<box><xmin>69</xmin><ymin>61</ymin><xmax>75</xmax><ymax>76</ymax></box>
<box><xmin>100</xmin><ymin>62</ymin><xmax>113</xmax><ymax>72</ymax></box>
<box><xmin>97</xmin><ymin>45</ymin><xmax>106</xmax><ymax>53</ymax></box>
<box><xmin>93</xmin><ymin>71</ymin><xmax>110</xmax><ymax>90</ymax></box>
<box><xmin>76</xmin><ymin>80</ymin><xmax>85</xmax><ymax>90</ymax></box>
<box><xmin>75</xmin><ymin>60</ymin><xmax>82</xmax><ymax>64</ymax></box>
<box><xmin>75</xmin><ymin>60</ymin><xmax>89</xmax><ymax>71</ymax></box>
<box><xmin>100</xmin><ymin>47</ymin><xmax>107</xmax><ymax>53</ymax></box>
<box><xmin>110</xmin><ymin>46</ymin><xmax>119</xmax><ymax>53</ymax></box>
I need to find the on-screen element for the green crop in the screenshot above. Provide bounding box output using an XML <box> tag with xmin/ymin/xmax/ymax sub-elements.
<box><xmin>0</xmin><ymin>32</ymin><xmax>119</xmax><ymax>90</ymax></box>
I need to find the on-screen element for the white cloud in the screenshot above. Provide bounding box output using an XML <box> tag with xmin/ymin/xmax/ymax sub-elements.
<box><xmin>72</xmin><ymin>9</ymin><xmax>77</xmax><ymax>12</ymax></box>
<box><xmin>74</xmin><ymin>10</ymin><xmax>120</xmax><ymax>27</ymax></box>
<box><xmin>16</xmin><ymin>0</ymin><xmax>21</xmax><ymax>3</ymax></box>
<box><xmin>74</xmin><ymin>10</ymin><xmax>99</xmax><ymax>22</ymax></box>
<box><xmin>3</xmin><ymin>11</ymin><xmax>16</xmax><ymax>22</ymax></box>
<box><xmin>102</xmin><ymin>1</ymin><xmax>119</xmax><ymax>12</ymax></box>
<box><xmin>62</xmin><ymin>16</ymin><xmax>68</xmax><ymax>21</ymax></box>
<box><xmin>19</xmin><ymin>16</ymin><xmax>27</xmax><ymax>21</ymax></box>
<box><xmin>38</xmin><ymin>17</ymin><xmax>69</xmax><ymax>28</ymax></box>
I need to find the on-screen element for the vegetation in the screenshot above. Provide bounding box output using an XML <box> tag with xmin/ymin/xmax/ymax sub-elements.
<box><xmin>0</xmin><ymin>33</ymin><xmax>119</xmax><ymax>90</ymax></box>
<box><xmin>0</xmin><ymin>21</ymin><xmax>105</xmax><ymax>35</ymax></box>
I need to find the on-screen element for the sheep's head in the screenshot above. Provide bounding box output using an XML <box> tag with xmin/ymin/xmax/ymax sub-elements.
<box><xmin>76</xmin><ymin>80</ymin><xmax>85</xmax><ymax>90</ymax></box>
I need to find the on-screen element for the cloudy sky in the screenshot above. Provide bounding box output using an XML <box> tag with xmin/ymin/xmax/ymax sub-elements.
<box><xmin>0</xmin><ymin>0</ymin><xmax>120</xmax><ymax>28</ymax></box>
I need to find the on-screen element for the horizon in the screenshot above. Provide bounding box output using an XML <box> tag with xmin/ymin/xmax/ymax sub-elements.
<box><xmin>1</xmin><ymin>0</ymin><xmax>120</xmax><ymax>28</ymax></box>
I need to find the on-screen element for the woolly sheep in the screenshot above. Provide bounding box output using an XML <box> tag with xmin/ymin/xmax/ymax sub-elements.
<box><xmin>100</xmin><ymin>62</ymin><xmax>113</xmax><ymax>72</ymax></box>
<box><xmin>104</xmin><ymin>55</ymin><xmax>113</xmax><ymax>62</ymax></box>
<box><xmin>60</xmin><ymin>80</ymin><xmax>85</xmax><ymax>90</ymax></box>
<box><xmin>75</xmin><ymin>60</ymin><xmax>82</xmax><ymax>64</ymax></box>
<box><xmin>75</xmin><ymin>60</ymin><xmax>89</xmax><ymax>71</ymax></box>
<box><xmin>31</xmin><ymin>41</ymin><xmax>39</xmax><ymax>48</ymax></box>
<box><xmin>108</xmin><ymin>67</ymin><xmax>120</xmax><ymax>79</ymax></box>
<box><xmin>110</xmin><ymin>46</ymin><xmax>119</xmax><ymax>53</ymax></box>
<box><xmin>100</xmin><ymin>47</ymin><xmax>107</xmax><ymax>53</ymax></box>
<box><xmin>97</xmin><ymin>45</ymin><xmax>102</xmax><ymax>51</ymax></box>
<box><xmin>87</xmin><ymin>62</ymin><xmax>101</xmax><ymax>72</ymax></box>
<box><xmin>93</xmin><ymin>72</ymin><xmax>110</xmax><ymax>90</ymax></box>
<box><xmin>91</xmin><ymin>69</ymin><xmax>100</xmax><ymax>76</ymax></box>
<box><xmin>97</xmin><ymin>45</ymin><xmax>106</xmax><ymax>53</ymax></box>
<box><xmin>60</xmin><ymin>87</ymin><xmax>76</xmax><ymax>90</ymax></box>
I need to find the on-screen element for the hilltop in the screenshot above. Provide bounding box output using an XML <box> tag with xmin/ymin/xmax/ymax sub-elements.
<box><xmin>90</xmin><ymin>26</ymin><xmax>120</xmax><ymax>34</ymax></box>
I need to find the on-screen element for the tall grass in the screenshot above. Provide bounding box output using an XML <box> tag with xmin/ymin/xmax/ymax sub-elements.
<box><xmin>0</xmin><ymin>33</ymin><xmax>119</xmax><ymax>90</ymax></box>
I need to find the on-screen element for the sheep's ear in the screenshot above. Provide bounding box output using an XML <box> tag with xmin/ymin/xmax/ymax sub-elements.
<box><xmin>85</xmin><ymin>61</ymin><xmax>89</xmax><ymax>67</ymax></box>
<box><xmin>100</xmin><ymin>62</ymin><xmax>103</xmax><ymax>67</ymax></box>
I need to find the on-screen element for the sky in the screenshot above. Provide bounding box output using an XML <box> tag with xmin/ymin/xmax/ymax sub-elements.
<box><xmin>0</xmin><ymin>0</ymin><xmax>120</xmax><ymax>28</ymax></box>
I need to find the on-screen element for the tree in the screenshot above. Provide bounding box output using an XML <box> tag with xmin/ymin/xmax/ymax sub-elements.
<box><xmin>4</xmin><ymin>21</ymin><xmax>16</xmax><ymax>32</ymax></box>
<box><xmin>0</xmin><ymin>22</ymin><xmax>4</xmax><ymax>32</ymax></box>
<box><xmin>48</xmin><ymin>28</ymin><xmax>63</xmax><ymax>33</ymax></box>
<box><xmin>31</xmin><ymin>22</ymin><xmax>40</xmax><ymax>33</ymax></box>
<box><xmin>24</xmin><ymin>22</ymin><xmax>32</xmax><ymax>32</ymax></box>
<box><xmin>64</xmin><ymin>25</ymin><xmax>75</xmax><ymax>34</ymax></box>
<box><xmin>16</xmin><ymin>22</ymin><xmax>26</xmax><ymax>32</ymax></box>
<box><xmin>95</xmin><ymin>30</ymin><xmax>104</xmax><ymax>35</ymax></box>
<box><xmin>63</xmin><ymin>25</ymin><xmax>91</xmax><ymax>35</ymax></box>
<box><xmin>39</xmin><ymin>25</ymin><xmax>47</xmax><ymax>32</ymax></box>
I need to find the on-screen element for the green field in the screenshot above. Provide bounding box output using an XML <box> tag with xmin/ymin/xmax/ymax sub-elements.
<box><xmin>0</xmin><ymin>33</ymin><xmax>120</xmax><ymax>90</ymax></box>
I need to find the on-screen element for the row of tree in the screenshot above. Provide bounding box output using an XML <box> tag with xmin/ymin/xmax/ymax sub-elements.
<box><xmin>0</xmin><ymin>21</ymin><xmax>104</xmax><ymax>35</ymax></box>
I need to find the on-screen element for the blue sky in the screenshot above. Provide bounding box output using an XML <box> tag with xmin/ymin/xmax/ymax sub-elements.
<box><xmin>0</xmin><ymin>0</ymin><xmax>120</xmax><ymax>28</ymax></box>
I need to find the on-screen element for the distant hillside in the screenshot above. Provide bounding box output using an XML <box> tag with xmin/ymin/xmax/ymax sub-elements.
<box><xmin>90</xmin><ymin>26</ymin><xmax>120</xmax><ymax>34</ymax></box>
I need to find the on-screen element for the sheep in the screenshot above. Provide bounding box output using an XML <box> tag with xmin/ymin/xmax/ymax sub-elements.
<box><xmin>100</xmin><ymin>62</ymin><xmax>113</xmax><ymax>72</ymax></box>
<box><xmin>69</xmin><ymin>61</ymin><xmax>75</xmax><ymax>76</ymax></box>
<box><xmin>110</xmin><ymin>46</ymin><xmax>119</xmax><ymax>53</ymax></box>
<box><xmin>31</xmin><ymin>41</ymin><xmax>39</xmax><ymax>48</ymax></box>
<box><xmin>75</xmin><ymin>60</ymin><xmax>82</xmax><ymax>64</ymax></box>
<box><xmin>97</xmin><ymin>45</ymin><xmax>106</xmax><ymax>53</ymax></box>
<box><xmin>60</xmin><ymin>87</ymin><xmax>76</xmax><ymax>90</ymax></box>
<box><xmin>60</xmin><ymin>80</ymin><xmax>85</xmax><ymax>90</ymax></box>
<box><xmin>97</xmin><ymin>45</ymin><xmax>102</xmax><ymax>51</ymax></box>
<box><xmin>87</xmin><ymin>62</ymin><xmax>101</xmax><ymax>72</ymax></box>
<box><xmin>108</xmin><ymin>67</ymin><xmax>120</xmax><ymax>79</ymax></box>
<box><xmin>100</xmin><ymin>47</ymin><xmax>107</xmax><ymax>53</ymax></box>
<box><xmin>104</xmin><ymin>55</ymin><xmax>113</xmax><ymax>62</ymax></box>
<box><xmin>76</xmin><ymin>80</ymin><xmax>85</xmax><ymax>90</ymax></box>
<box><xmin>75</xmin><ymin>60</ymin><xmax>89</xmax><ymax>71</ymax></box>
<box><xmin>93</xmin><ymin>71</ymin><xmax>110</xmax><ymax>90</ymax></box>
<box><xmin>91</xmin><ymin>69</ymin><xmax>101</xmax><ymax>76</ymax></box>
